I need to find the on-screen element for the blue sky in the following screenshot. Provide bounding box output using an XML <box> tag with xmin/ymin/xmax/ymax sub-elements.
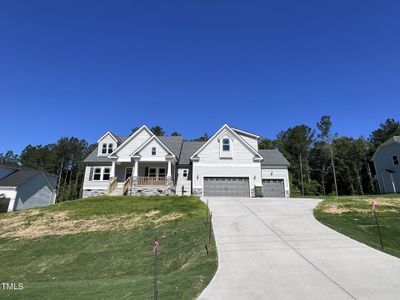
<box><xmin>1</xmin><ymin>0</ymin><xmax>399</xmax><ymax>153</ymax></box>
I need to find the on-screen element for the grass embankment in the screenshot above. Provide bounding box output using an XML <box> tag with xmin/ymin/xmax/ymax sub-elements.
<box><xmin>0</xmin><ymin>196</ymin><xmax>217</xmax><ymax>299</ymax></box>
<box><xmin>314</xmin><ymin>194</ymin><xmax>400</xmax><ymax>258</ymax></box>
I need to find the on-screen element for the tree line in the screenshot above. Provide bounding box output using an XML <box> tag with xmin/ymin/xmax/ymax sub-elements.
<box><xmin>1</xmin><ymin>118</ymin><xmax>399</xmax><ymax>200</ymax></box>
<box><xmin>259</xmin><ymin>117</ymin><xmax>400</xmax><ymax>196</ymax></box>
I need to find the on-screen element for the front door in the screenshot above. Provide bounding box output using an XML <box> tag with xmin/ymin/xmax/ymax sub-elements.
<box><xmin>125</xmin><ymin>167</ymin><xmax>133</xmax><ymax>180</ymax></box>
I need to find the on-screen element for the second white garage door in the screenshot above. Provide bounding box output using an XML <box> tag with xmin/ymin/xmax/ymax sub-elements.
<box><xmin>203</xmin><ymin>177</ymin><xmax>250</xmax><ymax>197</ymax></box>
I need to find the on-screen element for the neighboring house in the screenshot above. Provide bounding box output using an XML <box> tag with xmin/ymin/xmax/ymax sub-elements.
<box><xmin>371</xmin><ymin>136</ymin><xmax>400</xmax><ymax>194</ymax></box>
<box><xmin>0</xmin><ymin>163</ymin><xmax>58</xmax><ymax>212</ymax></box>
<box><xmin>83</xmin><ymin>124</ymin><xmax>290</xmax><ymax>198</ymax></box>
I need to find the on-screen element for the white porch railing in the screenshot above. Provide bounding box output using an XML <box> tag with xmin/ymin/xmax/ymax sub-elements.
<box><xmin>137</xmin><ymin>177</ymin><xmax>166</xmax><ymax>186</ymax></box>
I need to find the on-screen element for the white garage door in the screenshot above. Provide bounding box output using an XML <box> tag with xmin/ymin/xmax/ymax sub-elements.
<box><xmin>262</xmin><ymin>179</ymin><xmax>285</xmax><ymax>197</ymax></box>
<box><xmin>204</xmin><ymin>177</ymin><xmax>250</xmax><ymax>197</ymax></box>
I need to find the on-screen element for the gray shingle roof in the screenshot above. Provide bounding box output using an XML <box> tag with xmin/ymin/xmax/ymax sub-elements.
<box><xmin>0</xmin><ymin>169</ymin><xmax>41</xmax><ymax>187</ymax></box>
<box><xmin>0</xmin><ymin>163</ymin><xmax>59</xmax><ymax>188</ymax></box>
<box><xmin>159</xmin><ymin>136</ymin><xmax>184</xmax><ymax>158</ymax></box>
<box><xmin>84</xmin><ymin>135</ymin><xmax>185</xmax><ymax>163</ymax></box>
<box><xmin>83</xmin><ymin>147</ymin><xmax>112</xmax><ymax>163</ymax></box>
<box><xmin>116</xmin><ymin>136</ymin><xmax>129</xmax><ymax>144</ymax></box>
<box><xmin>259</xmin><ymin>149</ymin><xmax>290</xmax><ymax>167</ymax></box>
<box><xmin>178</xmin><ymin>141</ymin><xmax>206</xmax><ymax>165</ymax></box>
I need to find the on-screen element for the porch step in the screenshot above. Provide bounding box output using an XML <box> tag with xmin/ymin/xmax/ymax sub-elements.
<box><xmin>109</xmin><ymin>187</ymin><xmax>123</xmax><ymax>196</ymax></box>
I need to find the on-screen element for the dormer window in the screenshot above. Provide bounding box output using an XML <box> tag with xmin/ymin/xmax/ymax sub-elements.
<box><xmin>101</xmin><ymin>143</ymin><xmax>114</xmax><ymax>155</ymax></box>
<box><xmin>151</xmin><ymin>147</ymin><xmax>156</xmax><ymax>156</ymax></box>
<box><xmin>222</xmin><ymin>138</ymin><xmax>230</xmax><ymax>151</ymax></box>
<box><xmin>102</xmin><ymin>144</ymin><xmax>107</xmax><ymax>154</ymax></box>
<box><xmin>393</xmin><ymin>155</ymin><xmax>399</xmax><ymax>166</ymax></box>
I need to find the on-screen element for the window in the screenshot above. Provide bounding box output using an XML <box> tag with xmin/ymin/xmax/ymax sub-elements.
<box><xmin>103</xmin><ymin>168</ymin><xmax>111</xmax><ymax>180</ymax></box>
<box><xmin>102</xmin><ymin>144</ymin><xmax>107</xmax><ymax>154</ymax></box>
<box><xmin>158</xmin><ymin>168</ymin><xmax>166</xmax><ymax>177</ymax></box>
<box><xmin>151</xmin><ymin>147</ymin><xmax>156</xmax><ymax>156</ymax></box>
<box><xmin>93</xmin><ymin>168</ymin><xmax>102</xmax><ymax>180</ymax></box>
<box><xmin>108</xmin><ymin>143</ymin><xmax>113</xmax><ymax>154</ymax></box>
<box><xmin>393</xmin><ymin>155</ymin><xmax>399</xmax><ymax>166</ymax></box>
<box><xmin>183</xmin><ymin>169</ymin><xmax>188</xmax><ymax>178</ymax></box>
<box><xmin>222</xmin><ymin>138</ymin><xmax>230</xmax><ymax>151</ymax></box>
<box><xmin>101</xmin><ymin>143</ymin><xmax>114</xmax><ymax>155</ymax></box>
<box><xmin>149</xmin><ymin>168</ymin><xmax>157</xmax><ymax>177</ymax></box>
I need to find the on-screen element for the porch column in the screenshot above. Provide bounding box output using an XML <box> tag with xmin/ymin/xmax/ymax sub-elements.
<box><xmin>167</xmin><ymin>160</ymin><xmax>172</xmax><ymax>177</ymax></box>
<box><xmin>111</xmin><ymin>161</ymin><xmax>116</xmax><ymax>178</ymax></box>
<box><xmin>131</xmin><ymin>155</ymin><xmax>140</xmax><ymax>194</ymax></box>
<box><xmin>133</xmin><ymin>160</ymin><xmax>139</xmax><ymax>177</ymax></box>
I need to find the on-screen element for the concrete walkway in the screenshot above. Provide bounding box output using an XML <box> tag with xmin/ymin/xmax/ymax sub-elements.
<box><xmin>199</xmin><ymin>197</ymin><xmax>400</xmax><ymax>300</ymax></box>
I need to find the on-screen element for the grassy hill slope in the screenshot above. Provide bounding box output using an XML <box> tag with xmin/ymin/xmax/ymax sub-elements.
<box><xmin>0</xmin><ymin>196</ymin><xmax>217</xmax><ymax>299</ymax></box>
<box><xmin>314</xmin><ymin>194</ymin><xmax>400</xmax><ymax>258</ymax></box>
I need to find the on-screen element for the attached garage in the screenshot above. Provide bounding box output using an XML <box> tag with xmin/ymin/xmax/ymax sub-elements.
<box><xmin>262</xmin><ymin>179</ymin><xmax>285</xmax><ymax>197</ymax></box>
<box><xmin>204</xmin><ymin>177</ymin><xmax>250</xmax><ymax>197</ymax></box>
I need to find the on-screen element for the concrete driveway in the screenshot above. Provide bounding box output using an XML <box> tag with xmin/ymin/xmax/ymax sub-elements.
<box><xmin>199</xmin><ymin>197</ymin><xmax>400</xmax><ymax>300</ymax></box>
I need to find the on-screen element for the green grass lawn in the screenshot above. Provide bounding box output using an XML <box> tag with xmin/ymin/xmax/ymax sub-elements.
<box><xmin>314</xmin><ymin>194</ymin><xmax>400</xmax><ymax>258</ymax></box>
<box><xmin>0</xmin><ymin>196</ymin><xmax>217</xmax><ymax>299</ymax></box>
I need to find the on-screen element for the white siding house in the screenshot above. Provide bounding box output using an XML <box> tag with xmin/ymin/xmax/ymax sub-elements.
<box><xmin>82</xmin><ymin>124</ymin><xmax>290</xmax><ymax>198</ymax></box>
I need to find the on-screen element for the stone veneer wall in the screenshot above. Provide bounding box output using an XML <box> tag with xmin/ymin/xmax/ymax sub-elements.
<box><xmin>130</xmin><ymin>176</ymin><xmax>175</xmax><ymax>196</ymax></box>
<box><xmin>82</xmin><ymin>189</ymin><xmax>107</xmax><ymax>198</ymax></box>
<box><xmin>250</xmin><ymin>188</ymin><xmax>255</xmax><ymax>198</ymax></box>
<box><xmin>192</xmin><ymin>188</ymin><xmax>202</xmax><ymax>196</ymax></box>
<box><xmin>131</xmin><ymin>186</ymin><xmax>175</xmax><ymax>196</ymax></box>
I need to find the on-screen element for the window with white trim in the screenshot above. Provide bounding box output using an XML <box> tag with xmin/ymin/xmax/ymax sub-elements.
<box><xmin>222</xmin><ymin>138</ymin><xmax>230</xmax><ymax>151</ymax></box>
<box><xmin>158</xmin><ymin>168</ymin><xmax>166</xmax><ymax>177</ymax></box>
<box><xmin>393</xmin><ymin>155</ymin><xmax>399</xmax><ymax>166</ymax></box>
<box><xmin>108</xmin><ymin>143</ymin><xmax>113</xmax><ymax>154</ymax></box>
<box><xmin>101</xmin><ymin>143</ymin><xmax>114</xmax><ymax>155</ymax></box>
<box><xmin>149</xmin><ymin>168</ymin><xmax>157</xmax><ymax>177</ymax></box>
<box><xmin>183</xmin><ymin>169</ymin><xmax>188</xmax><ymax>178</ymax></box>
<box><xmin>102</xmin><ymin>144</ymin><xmax>107</xmax><ymax>154</ymax></box>
<box><xmin>103</xmin><ymin>168</ymin><xmax>111</xmax><ymax>180</ymax></box>
<box><xmin>151</xmin><ymin>147</ymin><xmax>156</xmax><ymax>156</ymax></box>
<box><xmin>93</xmin><ymin>168</ymin><xmax>102</xmax><ymax>180</ymax></box>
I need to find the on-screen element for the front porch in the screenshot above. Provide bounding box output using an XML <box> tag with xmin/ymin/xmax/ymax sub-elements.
<box><xmin>108</xmin><ymin>160</ymin><xmax>176</xmax><ymax>196</ymax></box>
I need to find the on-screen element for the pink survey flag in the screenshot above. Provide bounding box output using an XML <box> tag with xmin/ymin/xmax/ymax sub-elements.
<box><xmin>153</xmin><ymin>240</ymin><xmax>159</xmax><ymax>254</ymax></box>
<box><xmin>372</xmin><ymin>201</ymin><xmax>376</xmax><ymax>210</ymax></box>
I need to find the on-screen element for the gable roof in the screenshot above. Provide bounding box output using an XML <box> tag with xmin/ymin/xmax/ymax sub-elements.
<box><xmin>130</xmin><ymin>135</ymin><xmax>179</xmax><ymax>158</ymax></box>
<box><xmin>179</xmin><ymin>141</ymin><xmax>206</xmax><ymax>165</ymax></box>
<box><xmin>231</xmin><ymin>127</ymin><xmax>260</xmax><ymax>140</ymax></box>
<box><xmin>190</xmin><ymin>124</ymin><xmax>262</xmax><ymax>160</ymax></box>
<box><xmin>371</xmin><ymin>136</ymin><xmax>400</xmax><ymax>161</ymax></box>
<box><xmin>109</xmin><ymin>125</ymin><xmax>153</xmax><ymax>157</ymax></box>
<box><xmin>84</xmin><ymin>135</ymin><xmax>184</xmax><ymax>163</ymax></box>
<box><xmin>259</xmin><ymin>149</ymin><xmax>290</xmax><ymax>167</ymax></box>
<box><xmin>97</xmin><ymin>131</ymin><xmax>119</xmax><ymax>143</ymax></box>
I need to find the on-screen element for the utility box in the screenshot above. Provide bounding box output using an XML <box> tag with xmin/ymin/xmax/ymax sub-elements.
<box><xmin>255</xmin><ymin>186</ymin><xmax>263</xmax><ymax>198</ymax></box>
